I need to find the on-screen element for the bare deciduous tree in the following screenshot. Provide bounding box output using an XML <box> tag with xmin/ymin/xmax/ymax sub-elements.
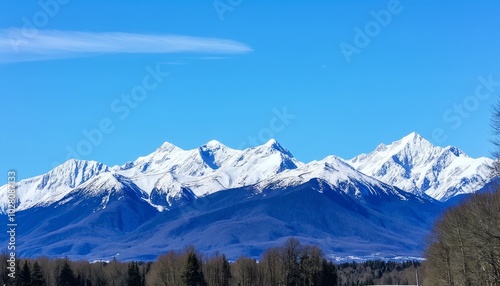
<box><xmin>424</xmin><ymin>191</ymin><xmax>500</xmax><ymax>285</ymax></box>
<box><xmin>146</xmin><ymin>251</ymin><xmax>184</xmax><ymax>286</ymax></box>
<box><xmin>230</xmin><ymin>257</ymin><xmax>258</xmax><ymax>286</ymax></box>
<box><xmin>204</xmin><ymin>252</ymin><xmax>230</xmax><ymax>286</ymax></box>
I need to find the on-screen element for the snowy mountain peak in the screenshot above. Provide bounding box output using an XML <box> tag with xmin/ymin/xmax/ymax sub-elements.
<box><xmin>257</xmin><ymin>152</ymin><xmax>408</xmax><ymax>201</ymax></box>
<box><xmin>75</xmin><ymin>172</ymin><xmax>123</xmax><ymax>196</ymax></box>
<box><xmin>198</xmin><ymin>140</ymin><xmax>231</xmax><ymax>170</ymax></box>
<box><xmin>58</xmin><ymin>172</ymin><xmax>150</xmax><ymax>213</ymax></box>
<box><xmin>403</xmin><ymin>131</ymin><xmax>423</xmax><ymax>141</ymax></box>
<box><xmin>348</xmin><ymin>134</ymin><xmax>492</xmax><ymax>201</ymax></box>
<box><xmin>204</xmin><ymin>139</ymin><xmax>226</xmax><ymax>149</ymax></box>
<box><xmin>392</xmin><ymin>132</ymin><xmax>433</xmax><ymax>151</ymax></box>
<box><xmin>265</xmin><ymin>138</ymin><xmax>278</xmax><ymax>146</ymax></box>
<box><xmin>263</xmin><ymin>138</ymin><xmax>285</xmax><ymax>150</ymax></box>
<box><xmin>199</xmin><ymin>140</ymin><xmax>231</xmax><ymax>156</ymax></box>
<box><xmin>260</xmin><ymin>138</ymin><xmax>293</xmax><ymax>156</ymax></box>
<box><xmin>157</xmin><ymin>141</ymin><xmax>182</xmax><ymax>153</ymax></box>
<box><xmin>351</xmin><ymin>133</ymin><xmax>433</xmax><ymax>166</ymax></box>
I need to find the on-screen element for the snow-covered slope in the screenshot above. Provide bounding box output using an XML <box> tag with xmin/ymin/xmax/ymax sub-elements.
<box><xmin>0</xmin><ymin>159</ymin><xmax>109</xmax><ymax>212</ymax></box>
<box><xmin>348</xmin><ymin>132</ymin><xmax>493</xmax><ymax>201</ymax></box>
<box><xmin>257</xmin><ymin>155</ymin><xmax>414</xmax><ymax>201</ymax></box>
<box><xmin>10</xmin><ymin>172</ymin><xmax>158</xmax><ymax>258</ymax></box>
<box><xmin>59</xmin><ymin>173</ymin><xmax>149</xmax><ymax>210</ymax></box>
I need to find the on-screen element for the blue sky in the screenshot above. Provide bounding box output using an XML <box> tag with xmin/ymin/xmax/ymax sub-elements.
<box><xmin>1</xmin><ymin>0</ymin><xmax>500</xmax><ymax>184</ymax></box>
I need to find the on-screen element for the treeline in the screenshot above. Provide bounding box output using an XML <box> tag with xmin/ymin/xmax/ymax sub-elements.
<box><xmin>422</xmin><ymin>190</ymin><xmax>500</xmax><ymax>285</ymax></box>
<box><xmin>0</xmin><ymin>238</ymin><xmax>335</xmax><ymax>286</ymax></box>
<box><xmin>337</xmin><ymin>260</ymin><xmax>421</xmax><ymax>285</ymax></box>
<box><xmin>0</xmin><ymin>238</ymin><xmax>420</xmax><ymax>286</ymax></box>
<box><xmin>0</xmin><ymin>256</ymin><xmax>150</xmax><ymax>286</ymax></box>
<box><xmin>147</xmin><ymin>239</ymin><xmax>337</xmax><ymax>286</ymax></box>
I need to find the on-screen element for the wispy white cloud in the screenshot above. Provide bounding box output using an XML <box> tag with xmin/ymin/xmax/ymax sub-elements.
<box><xmin>197</xmin><ymin>56</ymin><xmax>230</xmax><ymax>60</ymax></box>
<box><xmin>0</xmin><ymin>28</ymin><xmax>252</xmax><ymax>63</ymax></box>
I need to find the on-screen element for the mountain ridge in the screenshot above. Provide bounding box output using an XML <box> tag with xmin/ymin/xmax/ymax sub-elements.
<box><xmin>0</xmin><ymin>133</ymin><xmax>492</xmax><ymax>213</ymax></box>
<box><xmin>0</xmin><ymin>132</ymin><xmax>493</xmax><ymax>261</ymax></box>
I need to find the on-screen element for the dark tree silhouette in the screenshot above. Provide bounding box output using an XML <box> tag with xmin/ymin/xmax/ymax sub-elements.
<box><xmin>30</xmin><ymin>261</ymin><xmax>46</xmax><ymax>286</ymax></box>
<box><xmin>182</xmin><ymin>251</ymin><xmax>206</xmax><ymax>286</ymax></box>
<box><xmin>127</xmin><ymin>262</ymin><xmax>142</xmax><ymax>286</ymax></box>
<box><xmin>320</xmin><ymin>259</ymin><xmax>337</xmax><ymax>286</ymax></box>
<box><xmin>16</xmin><ymin>261</ymin><xmax>31</xmax><ymax>286</ymax></box>
<box><xmin>58</xmin><ymin>261</ymin><xmax>77</xmax><ymax>286</ymax></box>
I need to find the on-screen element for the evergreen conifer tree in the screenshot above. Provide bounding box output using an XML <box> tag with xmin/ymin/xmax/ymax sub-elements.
<box><xmin>127</xmin><ymin>262</ymin><xmax>142</xmax><ymax>286</ymax></box>
<box><xmin>181</xmin><ymin>252</ymin><xmax>206</xmax><ymax>286</ymax></box>
<box><xmin>16</xmin><ymin>261</ymin><xmax>31</xmax><ymax>286</ymax></box>
<box><xmin>30</xmin><ymin>261</ymin><xmax>46</xmax><ymax>286</ymax></box>
<box><xmin>58</xmin><ymin>261</ymin><xmax>77</xmax><ymax>286</ymax></box>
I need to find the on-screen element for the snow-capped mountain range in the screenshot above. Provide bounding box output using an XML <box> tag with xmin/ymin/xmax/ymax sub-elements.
<box><xmin>0</xmin><ymin>132</ymin><xmax>492</xmax><ymax>213</ymax></box>
<box><xmin>0</xmin><ymin>132</ymin><xmax>494</xmax><ymax>261</ymax></box>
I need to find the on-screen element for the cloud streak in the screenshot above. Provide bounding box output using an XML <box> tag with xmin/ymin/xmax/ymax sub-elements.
<box><xmin>0</xmin><ymin>28</ymin><xmax>252</xmax><ymax>63</ymax></box>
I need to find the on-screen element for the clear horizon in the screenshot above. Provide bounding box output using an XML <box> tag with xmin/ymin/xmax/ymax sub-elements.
<box><xmin>1</xmin><ymin>1</ymin><xmax>500</xmax><ymax>184</ymax></box>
